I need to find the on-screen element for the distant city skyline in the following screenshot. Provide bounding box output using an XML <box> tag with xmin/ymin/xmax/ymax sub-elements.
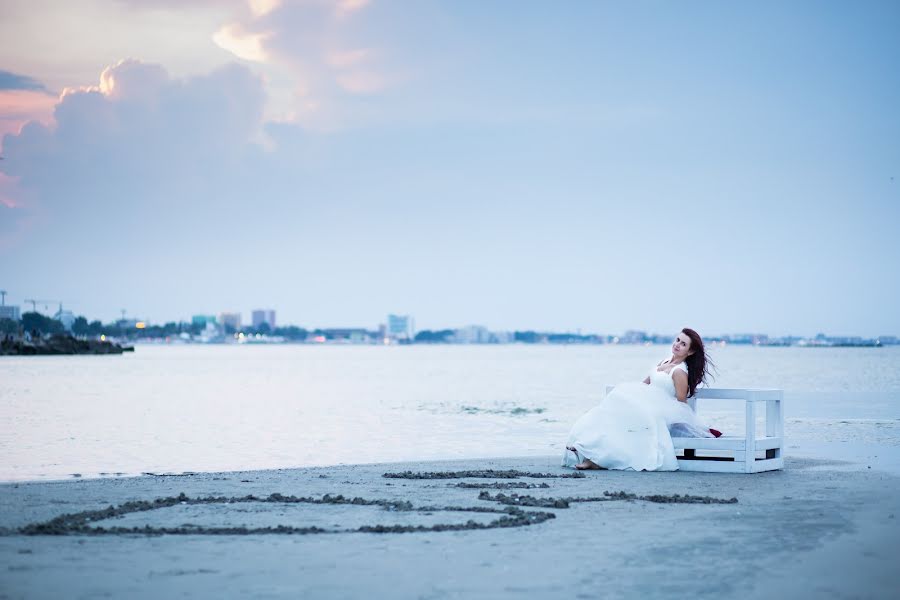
<box><xmin>1</xmin><ymin>292</ymin><xmax>896</xmax><ymax>340</ymax></box>
<box><xmin>2</xmin><ymin>2</ymin><xmax>898</xmax><ymax>338</ymax></box>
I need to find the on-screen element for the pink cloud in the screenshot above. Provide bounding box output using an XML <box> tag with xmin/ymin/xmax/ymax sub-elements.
<box><xmin>0</xmin><ymin>59</ymin><xmax>266</xmax><ymax>251</ymax></box>
<box><xmin>213</xmin><ymin>22</ymin><xmax>273</xmax><ymax>63</ymax></box>
<box><xmin>0</xmin><ymin>171</ymin><xmax>35</xmax><ymax>251</ymax></box>
<box><xmin>98</xmin><ymin>59</ymin><xmax>169</xmax><ymax>100</ymax></box>
<box><xmin>327</xmin><ymin>48</ymin><xmax>372</xmax><ymax>68</ymax></box>
<box><xmin>0</xmin><ymin>172</ymin><xmax>18</xmax><ymax>208</ymax></box>
<box><xmin>336</xmin><ymin>70</ymin><xmax>386</xmax><ymax>94</ymax></box>
<box><xmin>249</xmin><ymin>0</ymin><xmax>282</xmax><ymax>17</ymax></box>
<box><xmin>0</xmin><ymin>89</ymin><xmax>56</xmax><ymax>139</ymax></box>
<box><xmin>210</xmin><ymin>0</ymin><xmax>395</xmax><ymax>126</ymax></box>
<box><xmin>335</xmin><ymin>0</ymin><xmax>370</xmax><ymax>19</ymax></box>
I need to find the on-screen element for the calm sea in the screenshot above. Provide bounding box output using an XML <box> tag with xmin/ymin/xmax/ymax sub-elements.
<box><xmin>2</xmin><ymin>344</ymin><xmax>899</xmax><ymax>481</ymax></box>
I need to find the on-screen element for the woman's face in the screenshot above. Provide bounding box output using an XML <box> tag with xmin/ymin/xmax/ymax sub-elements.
<box><xmin>672</xmin><ymin>333</ymin><xmax>693</xmax><ymax>361</ymax></box>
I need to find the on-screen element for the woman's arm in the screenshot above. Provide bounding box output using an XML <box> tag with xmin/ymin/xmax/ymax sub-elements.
<box><xmin>672</xmin><ymin>370</ymin><xmax>689</xmax><ymax>403</ymax></box>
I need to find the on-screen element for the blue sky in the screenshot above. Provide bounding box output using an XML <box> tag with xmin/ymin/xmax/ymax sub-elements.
<box><xmin>1</xmin><ymin>0</ymin><xmax>898</xmax><ymax>336</ymax></box>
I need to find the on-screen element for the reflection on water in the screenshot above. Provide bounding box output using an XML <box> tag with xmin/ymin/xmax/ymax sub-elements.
<box><xmin>1</xmin><ymin>344</ymin><xmax>899</xmax><ymax>481</ymax></box>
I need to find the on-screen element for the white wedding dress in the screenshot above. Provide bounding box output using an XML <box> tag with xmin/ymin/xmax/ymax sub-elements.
<box><xmin>562</xmin><ymin>361</ymin><xmax>713</xmax><ymax>471</ymax></box>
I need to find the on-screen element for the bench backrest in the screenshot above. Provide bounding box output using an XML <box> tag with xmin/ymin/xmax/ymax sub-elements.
<box><xmin>604</xmin><ymin>386</ymin><xmax>783</xmax><ymax>411</ymax></box>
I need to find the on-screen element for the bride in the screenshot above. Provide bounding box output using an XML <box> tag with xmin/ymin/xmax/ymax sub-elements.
<box><xmin>563</xmin><ymin>328</ymin><xmax>715</xmax><ymax>471</ymax></box>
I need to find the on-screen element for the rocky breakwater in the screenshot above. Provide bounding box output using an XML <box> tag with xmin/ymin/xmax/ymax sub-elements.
<box><xmin>1</xmin><ymin>334</ymin><xmax>134</xmax><ymax>356</ymax></box>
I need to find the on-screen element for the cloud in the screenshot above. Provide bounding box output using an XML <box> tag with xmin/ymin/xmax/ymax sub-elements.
<box><xmin>111</xmin><ymin>0</ymin><xmax>245</xmax><ymax>10</ymax></box>
<box><xmin>0</xmin><ymin>89</ymin><xmax>57</xmax><ymax>139</ymax></box>
<box><xmin>335</xmin><ymin>0</ymin><xmax>370</xmax><ymax>19</ymax></box>
<box><xmin>12</xmin><ymin>1</ymin><xmax>405</xmax><ymax>130</ymax></box>
<box><xmin>0</xmin><ymin>171</ymin><xmax>33</xmax><ymax>251</ymax></box>
<box><xmin>97</xmin><ymin>60</ymin><xmax>169</xmax><ymax>99</ymax></box>
<box><xmin>326</xmin><ymin>48</ymin><xmax>371</xmax><ymax>69</ymax></box>
<box><xmin>0</xmin><ymin>59</ymin><xmax>267</xmax><ymax>249</ymax></box>
<box><xmin>0</xmin><ymin>71</ymin><xmax>56</xmax><ymax>138</ymax></box>
<box><xmin>0</xmin><ymin>172</ymin><xmax>19</xmax><ymax>209</ymax></box>
<box><xmin>248</xmin><ymin>0</ymin><xmax>282</xmax><ymax>17</ymax></box>
<box><xmin>212</xmin><ymin>23</ymin><xmax>272</xmax><ymax>63</ymax></box>
<box><xmin>335</xmin><ymin>70</ymin><xmax>386</xmax><ymax>94</ymax></box>
<box><xmin>0</xmin><ymin>70</ymin><xmax>50</xmax><ymax>92</ymax></box>
<box><xmin>212</xmin><ymin>0</ymin><xmax>396</xmax><ymax>127</ymax></box>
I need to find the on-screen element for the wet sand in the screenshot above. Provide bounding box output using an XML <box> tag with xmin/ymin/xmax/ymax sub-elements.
<box><xmin>1</xmin><ymin>456</ymin><xmax>899</xmax><ymax>599</ymax></box>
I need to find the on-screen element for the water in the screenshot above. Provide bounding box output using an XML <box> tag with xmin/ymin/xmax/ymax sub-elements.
<box><xmin>2</xmin><ymin>344</ymin><xmax>899</xmax><ymax>481</ymax></box>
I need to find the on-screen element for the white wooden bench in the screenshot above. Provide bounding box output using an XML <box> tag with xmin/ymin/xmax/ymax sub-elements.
<box><xmin>605</xmin><ymin>386</ymin><xmax>784</xmax><ymax>473</ymax></box>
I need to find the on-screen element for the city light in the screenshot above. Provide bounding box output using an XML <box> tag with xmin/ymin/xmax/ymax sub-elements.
<box><xmin>135</xmin><ymin>322</ymin><xmax>146</xmax><ymax>329</ymax></box>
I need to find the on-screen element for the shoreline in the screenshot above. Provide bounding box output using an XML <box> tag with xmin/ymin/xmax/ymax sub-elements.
<box><xmin>5</xmin><ymin>432</ymin><xmax>899</xmax><ymax>484</ymax></box>
<box><xmin>2</xmin><ymin>454</ymin><xmax>899</xmax><ymax>598</ymax></box>
<box><xmin>0</xmin><ymin>334</ymin><xmax>132</xmax><ymax>356</ymax></box>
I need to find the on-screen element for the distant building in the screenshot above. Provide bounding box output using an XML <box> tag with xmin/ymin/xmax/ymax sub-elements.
<box><xmin>0</xmin><ymin>305</ymin><xmax>20</xmax><ymax>321</ymax></box>
<box><xmin>387</xmin><ymin>314</ymin><xmax>412</xmax><ymax>340</ymax></box>
<box><xmin>620</xmin><ymin>330</ymin><xmax>648</xmax><ymax>344</ymax></box>
<box><xmin>219</xmin><ymin>312</ymin><xmax>242</xmax><ymax>332</ymax></box>
<box><xmin>317</xmin><ymin>328</ymin><xmax>371</xmax><ymax>343</ymax></box>
<box><xmin>192</xmin><ymin>315</ymin><xmax>217</xmax><ymax>328</ymax></box>
<box><xmin>58</xmin><ymin>310</ymin><xmax>76</xmax><ymax>331</ymax></box>
<box><xmin>454</xmin><ymin>325</ymin><xmax>491</xmax><ymax>344</ymax></box>
<box><xmin>491</xmin><ymin>331</ymin><xmax>514</xmax><ymax>344</ymax></box>
<box><xmin>722</xmin><ymin>333</ymin><xmax>768</xmax><ymax>345</ymax></box>
<box><xmin>252</xmin><ymin>309</ymin><xmax>276</xmax><ymax>330</ymax></box>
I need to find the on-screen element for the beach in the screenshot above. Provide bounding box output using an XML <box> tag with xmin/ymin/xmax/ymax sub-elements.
<box><xmin>2</xmin><ymin>454</ymin><xmax>899</xmax><ymax>599</ymax></box>
<box><xmin>3</xmin><ymin>345</ymin><xmax>899</xmax><ymax>597</ymax></box>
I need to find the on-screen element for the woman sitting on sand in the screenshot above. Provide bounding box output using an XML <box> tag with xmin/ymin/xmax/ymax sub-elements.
<box><xmin>563</xmin><ymin>328</ymin><xmax>715</xmax><ymax>471</ymax></box>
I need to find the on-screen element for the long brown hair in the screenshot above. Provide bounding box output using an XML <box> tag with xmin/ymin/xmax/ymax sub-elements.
<box><xmin>682</xmin><ymin>327</ymin><xmax>714</xmax><ymax>397</ymax></box>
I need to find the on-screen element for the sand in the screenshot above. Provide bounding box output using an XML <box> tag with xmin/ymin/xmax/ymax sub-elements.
<box><xmin>1</xmin><ymin>455</ymin><xmax>899</xmax><ymax>599</ymax></box>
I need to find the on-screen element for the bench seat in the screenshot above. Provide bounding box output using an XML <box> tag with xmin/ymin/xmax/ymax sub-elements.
<box><xmin>606</xmin><ymin>386</ymin><xmax>785</xmax><ymax>473</ymax></box>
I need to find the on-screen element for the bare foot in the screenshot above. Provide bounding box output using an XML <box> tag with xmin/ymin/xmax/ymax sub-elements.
<box><xmin>575</xmin><ymin>459</ymin><xmax>602</xmax><ymax>470</ymax></box>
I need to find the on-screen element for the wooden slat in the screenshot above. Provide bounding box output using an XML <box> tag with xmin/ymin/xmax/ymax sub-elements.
<box><xmin>678</xmin><ymin>450</ymin><xmax>747</xmax><ymax>461</ymax></box>
<box><xmin>673</xmin><ymin>436</ymin><xmax>782</xmax><ymax>451</ymax></box>
<box><xmin>775</xmin><ymin>391</ymin><xmax>784</xmax><ymax>438</ymax></box>
<box><xmin>694</xmin><ymin>388</ymin><xmax>782</xmax><ymax>401</ymax></box>
<box><xmin>674</xmin><ymin>437</ymin><xmax>742</xmax><ymax>450</ymax></box>
<box><xmin>745</xmin><ymin>401</ymin><xmax>757</xmax><ymax>473</ymax></box>
<box><xmin>677</xmin><ymin>459</ymin><xmax>746</xmax><ymax>473</ymax></box>
<box><xmin>606</xmin><ymin>385</ymin><xmax>783</xmax><ymax>402</ymax></box>
<box><xmin>605</xmin><ymin>386</ymin><xmax>782</xmax><ymax>401</ymax></box>
<box><xmin>766</xmin><ymin>399</ymin><xmax>778</xmax><ymax>438</ymax></box>
<box><xmin>678</xmin><ymin>455</ymin><xmax>784</xmax><ymax>473</ymax></box>
<box><xmin>678</xmin><ymin>455</ymin><xmax>734</xmax><ymax>462</ymax></box>
<box><xmin>756</xmin><ymin>437</ymin><xmax>782</xmax><ymax>450</ymax></box>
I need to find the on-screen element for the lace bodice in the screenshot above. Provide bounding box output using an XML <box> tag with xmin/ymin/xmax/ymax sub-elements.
<box><xmin>648</xmin><ymin>361</ymin><xmax>688</xmax><ymax>397</ymax></box>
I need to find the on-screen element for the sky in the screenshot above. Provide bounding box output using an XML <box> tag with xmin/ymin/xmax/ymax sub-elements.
<box><xmin>1</xmin><ymin>0</ymin><xmax>898</xmax><ymax>337</ymax></box>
